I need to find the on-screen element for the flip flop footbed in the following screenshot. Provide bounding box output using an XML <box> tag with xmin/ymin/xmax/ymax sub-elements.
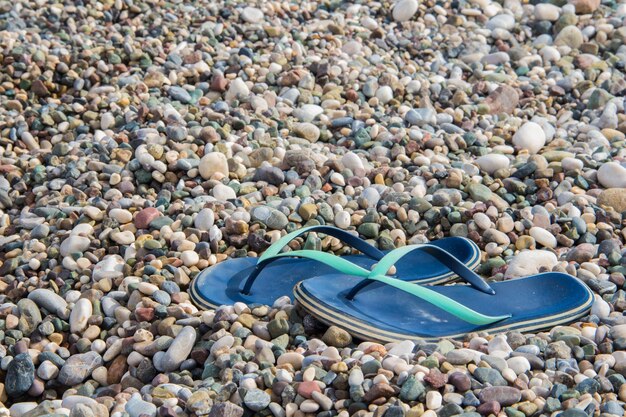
<box><xmin>294</xmin><ymin>273</ymin><xmax>593</xmax><ymax>342</ymax></box>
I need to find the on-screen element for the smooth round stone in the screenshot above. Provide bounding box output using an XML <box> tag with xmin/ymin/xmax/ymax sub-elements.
<box><xmin>28</xmin><ymin>289</ymin><xmax>68</xmax><ymax>317</ymax></box>
<box><xmin>426</xmin><ymin>391</ymin><xmax>442</xmax><ymax>410</ymax></box>
<box><xmin>334</xmin><ymin>211</ymin><xmax>351</xmax><ymax>229</ymax></box>
<box><xmin>109</xmin><ymin>208</ymin><xmax>133</xmax><ymax>223</ymax></box>
<box><xmin>361</xmin><ymin>187</ymin><xmax>381</xmax><ymax>208</ymax></box>
<box><xmin>476</xmin><ymin>154</ymin><xmax>510</xmax><ymax>174</ymax></box>
<box><xmin>276</xmin><ymin>352</ymin><xmax>304</xmax><ymax>369</ymax></box>
<box><xmin>448</xmin><ymin>372</ymin><xmax>471</xmax><ymax>391</ymax></box>
<box><xmin>199</xmin><ymin>152</ymin><xmax>229</xmax><ymax>180</ymax></box>
<box><xmin>488</xmin><ymin>335</ymin><xmax>512</xmax><ymax>355</ymax></box>
<box><xmin>181</xmin><ymin>250</ymin><xmax>199</xmax><ymax>267</ymax></box>
<box><xmin>597</xmin><ymin>162</ymin><xmax>626</xmax><ymax>188</ymax></box>
<box><xmin>342</xmin><ymin>152</ymin><xmax>365</xmax><ymax>171</ymax></box>
<box><xmin>294</xmin><ymin>123</ymin><xmax>321</xmax><ymax>142</ymax></box>
<box><xmin>225</xmin><ymin>78</ymin><xmax>250</xmax><ymax>102</ymax></box>
<box><xmin>70</xmin><ymin>298</ymin><xmax>92</xmax><ymax>334</ymax></box>
<box><xmin>93</xmin><ymin>255</ymin><xmax>125</xmax><ymax>281</ymax></box>
<box><xmin>194</xmin><ymin>208</ymin><xmax>215</xmax><ymax>231</ymax></box>
<box><xmin>529</xmin><ymin>227</ymin><xmax>557</xmax><ymax>248</ymax></box>
<box><xmin>540</xmin><ymin>46</ymin><xmax>561</xmax><ymax>63</ymax></box>
<box><xmin>349</xmin><ymin>367</ymin><xmax>364</xmax><ymax>386</ymax></box>
<box><xmin>251</xmin><ymin>206</ymin><xmax>288</xmax><ymax>230</ymax></box>
<box><xmin>479</xmin><ymin>386</ymin><xmax>521</xmax><ymax>406</ymax></box>
<box><xmin>512</xmin><ymin>122</ymin><xmax>546</xmax><ymax>154</ymax></box>
<box><xmin>486</xmin><ymin>14</ymin><xmax>515</xmax><ymax>31</ymax></box>
<box><xmin>135</xmin><ymin>207</ymin><xmax>161</xmax><ymax>229</ymax></box>
<box><xmin>376</xmin><ymin>86</ymin><xmax>393</xmax><ymax>104</ymax></box>
<box><xmin>555</xmin><ymin>25</ymin><xmax>584</xmax><ymax>48</ymax></box>
<box><xmin>212</xmin><ymin>184</ymin><xmax>236</xmax><ymax>201</ymax></box>
<box><xmin>322</xmin><ymin>326</ymin><xmax>352</xmax><ymax>348</ymax></box>
<box><xmin>241</xmin><ymin>6</ymin><xmax>263</xmax><ymax>23</ymax></box>
<box><xmin>591</xmin><ymin>294</ymin><xmax>611</xmax><ymax>318</ymax></box>
<box><xmin>473</xmin><ymin>213</ymin><xmax>492</xmax><ymax>230</ymax></box>
<box><xmin>504</xmin><ymin>250</ymin><xmax>557</xmax><ymax>278</ymax></box>
<box><xmin>17</xmin><ymin>299</ymin><xmax>42</xmax><ymax>336</ymax></box>
<box><xmin>506</xmin><ymin>357</ymin><xmax>531</xmax><ymax>374</ymax></box>
<box><xmin>597</xmin><ymin>188</ymin><xmax>626</xmax><ymax>213</ymax></box>
<box><xmin>392</xmin><ymin>0</ymin><xmax>419</xmax><ymax>22</ymax></box>
<box><xmin>60</xmin><ymin>236</ymin><xmax>90</xmax><ymax>257</ymax></box>
<box><xmin>57</xmin><ymin>351</ymin><xmax>103</xmax><ymax>386</ymax></box>
<box><xmin>561</xmin><ymin>157</ymin><xmax>584</xmax><ymax>171</ymax></box>
<box><xmin>534</xmin><ymin>3</ymin><xmax>561</xmax><ymax>20</ymax></box>
<box><xmin>111</xmin><ymin>230</ymin><xmax>135</xmax><ymax>245</ymax></box>
<box><xmin>168</xmin><ymin>86</ymin><xmax>191</xmax><ymax>103</ymax></box>
<box><xmin>155</xmin><ymin>326</ymin><xmax>196</xmax><ymax>372</ymax></box>
<box><xmin>295</xmin><ymin>104</ymin><xmax>323</xmax><ymax>122</ymax></box>
<box><xmin>210</xmin><ymin>335</ymin><xmax>234</xmax><ymax>355</ymax></box>
<box><xmin>300</xmin><ymin>399</ymin><xmax>320</xmax><ymax>413</ymax></box>
<box><xmin>126</xmin><ymin>393</ymin><xmax>157</xmax><ymax>417</ymax></box>
<box><xmin>37</xmin><ymin>361</ymin><xmax>59</xmax><ymax>380</ymax></box>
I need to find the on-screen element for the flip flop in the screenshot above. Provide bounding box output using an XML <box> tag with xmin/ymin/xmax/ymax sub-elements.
<box><xmin>294</xmin><ymin>245</ymin><xmax>593</xmax><ymax>342</ymax></box>
<box><xmin>190</xmin><ymin>225</ymin><xmax>481</xmax><ymax>309</ymax></box>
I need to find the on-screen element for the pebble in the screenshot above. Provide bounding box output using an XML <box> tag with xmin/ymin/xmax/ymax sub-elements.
<box><xmin>126</xmin><ymin>393</ymin><xmax>157</xmax><ymax>417</ymax></box>
<box><xmin>512</xmin><ymin>122</ymin><xmax>546</xmax><ymax>154</ymax></box>
<box><xmin>529</xmin><ymin>227</ymin><xmax>557</xmax><ymax>248</ymax></box>
<box><xmin>294</xmin><ymin>123</ymin><xmax>321</xmax><ymax>142</ymax></box>
<box><xmin>476</xmin><ymin>154</ymin><xmax>510</xmax><ymax>174</ymax></box>
<box><xmin>57</xmin><ymin>352</ymin><xmax>103</xmax><ymax>386</ymax></box>
<box><xmin>60</xmin><ymin>236</ymin><xmax>91</xmax><ymax>257</ymax></box>
<box><xmin>213</xmin><ymin>184</ymin><xmax>236</xmax><ymax>201</ymax></box>
<box><xmin>5</xmin><ymin>353</ymin><xmax>35</xmax><ymax>398</ymax></box>
<box><xmin>244</xmin><ymin>389</ymin><xmax>271</xmax><ymax>411</ymax></box>
<box><xmin>393</xmin><ymin>0</ymin><xmax>419</xmax><ymax>22</ymax></box>
<box><xmin>17</xmin><ymin>299</ymin><xmax>42</xmax><ymax>336</ymax></box>
<box><xmin>155</xmin><ymin>326</ymin><xmax>196</xmax><ymax>372</ymax></box>
<box><xmin>194</xmin><ymin>208</ymin><xmax>215</xmax><ymax>231</ymax></box>
<box><xmin>505</xmin><ymin>250</ymin><xmax>558</xmax><ymax>278</ymax></box>
<box><xmin>241</xmin><ymin>6</ymin><xmax>263</xmax><ymax>23</ymax></box>
<box><xmin>534</xmin><ymin>3</ymin><xmax>561</xmax><ymax>21</ymax></box>
<box><xmin>597</xmin><ymin>162</ymin><xmax>626</xmax><ymax>189</ymax></box>
<box><xmin>69</xmin><ymin>298</ymin><xmax>92</xmax><ymax>334</ymax></box>
<box><xmin>28</xmin><ymin>289</ymin><xmax>68</xmax><ymax>317</ymax></box>
<box><xmin>199</xmin><ymin>152</ymin><xmax>229</xmax><ymax>180</ymax></box>
<box><xmin>597</xmin><ymin>188</ymin><xmax>626</xmax><ymax>213</ymax></box>
<box><xmin>0</xmin><ymin>1</ymin><xmax>623</xmax><ymax>416</ymax></box>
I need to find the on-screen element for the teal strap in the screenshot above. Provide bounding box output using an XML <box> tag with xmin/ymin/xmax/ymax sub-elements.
<box><xmin>369</xmin><ymin>244</ymin><xmax>495</xmax><ymax>294</ymax></box>
<box><xmin>241</xmin><ymin>250</ymin><xmax>370</xmax><ymax>295</ymax></box>
<box><xmin>258</xmin><ymin>225</ymin><xmax>384</xmax><ymax>263</ymax></box>
<box><xmin>344</xmin><ymin>244</ymin><xmax>510</xmax><ymax>325</ymax></box>
<box><xmin>364</xmin><ymin>274</ymin><xmax>511</xmax><ymax>325</ymax></box>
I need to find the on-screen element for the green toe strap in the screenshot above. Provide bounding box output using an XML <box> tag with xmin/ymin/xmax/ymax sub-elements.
<box><xmin>258</xmin><ymin>225</ymin><xmax>384</xmax><ymax>262</ymax></box>
<box><xmin>355</xmin><ymin>244</ymin><xmax>510</xmax><ymax>325</ymax></box>
<box><xmin>241</xmin><ymin>250</ymin><xmax>370</xmax><ymax>295</ymax></box>
<box><xmin>364</xmin><ymin>274</ymin><xmax>511</xmax><ymax>325</ymax></box>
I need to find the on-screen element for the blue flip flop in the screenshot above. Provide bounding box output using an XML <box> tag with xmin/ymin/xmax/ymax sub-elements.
<box><xmin>293</xmin><ymin>245</ymin><xmax>593</xmax><ymax>342</ymax></box>
<box><xmin>190</xmin><ymin>225</ymin><xmax>481</xmax><ymax>309</ymax></box>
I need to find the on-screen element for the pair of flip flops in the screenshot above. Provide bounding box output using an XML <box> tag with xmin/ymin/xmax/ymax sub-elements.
<box><xmin>190</xmin><ymin>226</ymin><xmax>593</xmax><ymax>342</ymax></box>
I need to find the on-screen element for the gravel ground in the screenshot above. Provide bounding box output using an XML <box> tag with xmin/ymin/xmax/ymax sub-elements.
<box><xmin>0</xmin><ymin>0</ymin><xmax>625</xmax><ymax>416</ymax></box>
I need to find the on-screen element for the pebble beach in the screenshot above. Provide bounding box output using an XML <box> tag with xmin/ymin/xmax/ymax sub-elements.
<box><xmin>1</xmin><ymin>0</ymin><xmax>626</xmax><ymax>416</ymax></box>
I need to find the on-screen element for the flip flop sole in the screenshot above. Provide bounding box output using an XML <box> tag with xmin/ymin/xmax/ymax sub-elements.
<box><xmin>293</xmin><ymin>273</ymin><xmax>593</xmax><ymax>342</ymax></box>
<box><xmin>190</xmin><ymin>237</ymin><xmax>480</xmax><ymax>309</ymax></box>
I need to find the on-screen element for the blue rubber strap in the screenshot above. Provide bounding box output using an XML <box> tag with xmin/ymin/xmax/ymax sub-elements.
<box><xmin>258</xmin><ymin>225</ymin><xmax>384</xmax><ymax>262</ymax></box>
<box><xmin>347</xmin><ymin>244</ymin><xmax>495</xmax><ymax>297</ymax></box>
<box><xmin>241</xmin><ymin>250</ymin><xmax>370</xmax><ymax>295</ymax></box>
